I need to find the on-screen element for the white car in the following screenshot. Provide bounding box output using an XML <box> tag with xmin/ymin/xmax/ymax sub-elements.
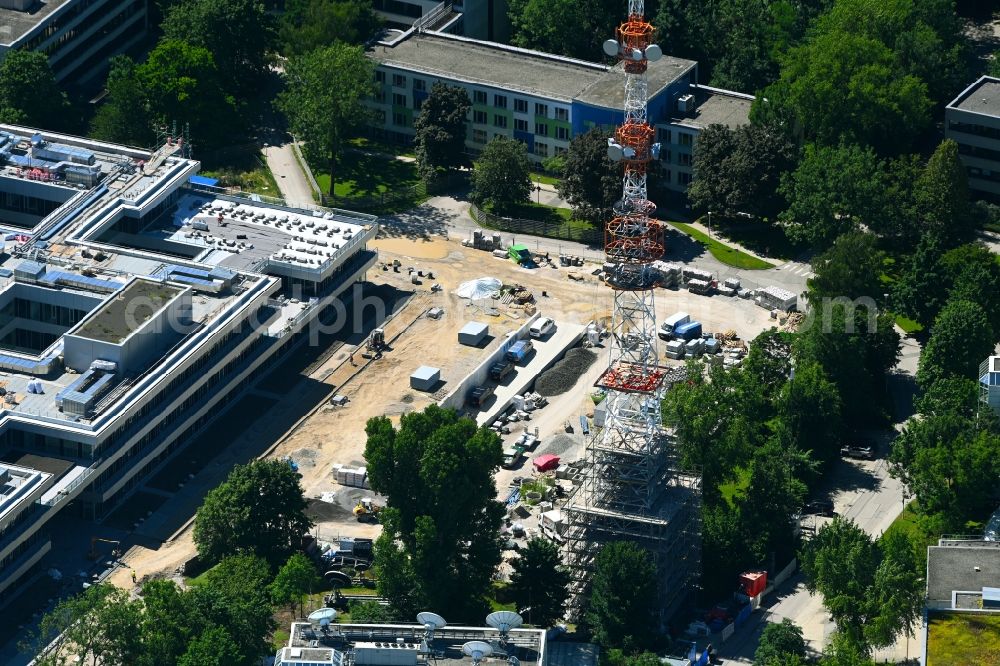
<box><xmin>529</xmin><ymin>317</ymin><xmax>555</xmax><ymax>339</ymax></box>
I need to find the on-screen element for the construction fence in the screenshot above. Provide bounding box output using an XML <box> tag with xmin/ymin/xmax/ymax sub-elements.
<box><xmin>470</xmin><ymin>204</ymin><xmax>602</xmax><ymax>246</ymax></box>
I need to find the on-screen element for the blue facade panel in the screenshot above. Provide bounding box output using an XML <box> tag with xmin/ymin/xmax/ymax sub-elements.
<box><xmin>513</xmin><ymin>130</ymin><xmax>534</xmax><ymax>152</ymax></box>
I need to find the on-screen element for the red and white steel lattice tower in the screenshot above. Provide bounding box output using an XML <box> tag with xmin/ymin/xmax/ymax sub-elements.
<box><xmin>561</xmin><ymin>1</ymin><xmax>700</xmax><ymax>622</ymax></box>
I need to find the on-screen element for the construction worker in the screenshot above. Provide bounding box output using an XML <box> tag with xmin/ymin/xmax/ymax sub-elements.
<box><xmin>131</xmin><ymin>570</ymin><xmax>137</xmax><ymax>584</ymax></box>
<box><xmin>349</xmin><ymin>351</ymin><xmax>356</xmax><ymax>367</ymax></box>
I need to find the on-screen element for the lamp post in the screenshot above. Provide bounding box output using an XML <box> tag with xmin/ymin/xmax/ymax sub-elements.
<box><xmin>707</xmin><ymin>210</ymin><xmax>713</xmax><ymax>238</ymax></box>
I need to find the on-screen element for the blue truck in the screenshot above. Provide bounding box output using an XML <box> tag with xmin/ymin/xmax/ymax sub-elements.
<box><xmin>673</xmin><ymin>320</ymin><xmax>703</xmax><ymax>341</ymax></box>
<box><xmin>505</xmin><ymin>339</ymin><xmax>533</xmax><ymax>364</ymax></box>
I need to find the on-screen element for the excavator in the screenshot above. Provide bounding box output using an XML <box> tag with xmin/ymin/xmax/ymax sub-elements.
<box><xmin>88</xmin><ymin>537</ymin><xmax>122</xmax><ymax>560</ymax></box>
<box><xmin>361</xmin><ymin>328</ymin><xmax>387</xmax><ymax>360</ymax></box>
<box><xmin>353</xmin><ymin>497</ymin><xmax>383</xmax><ymax>523</ymax></box>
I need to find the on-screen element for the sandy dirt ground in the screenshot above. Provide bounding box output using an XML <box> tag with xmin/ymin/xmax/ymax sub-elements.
<box><xmin>110</xmin><ymin>235</ymin><xmax>777</xmax><ymax>589</ymax></box>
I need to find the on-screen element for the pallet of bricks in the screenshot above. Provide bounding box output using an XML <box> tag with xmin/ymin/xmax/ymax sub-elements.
<box><xmin>333</xmin><ymin>463</ymin><xmax>370</xmax><ymax>489</ymax></box>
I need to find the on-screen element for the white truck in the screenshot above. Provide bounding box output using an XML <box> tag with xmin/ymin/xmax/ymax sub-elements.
<box><xmin>658</xmin><ymin>312</ymin><xmax>690</xmax><ymax>340</ymax></box>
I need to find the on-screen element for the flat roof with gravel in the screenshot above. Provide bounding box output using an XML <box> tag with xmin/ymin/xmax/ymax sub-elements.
<box><xmin>672</xmin><ymin>89</ymin><xmax>753</xmax><ymax>130</ymax></box>
<box><xmin>0</xmin><ymin>0</ymin><xmax>71</xmax><ymax>44</ymax></box>
<box><xmin>949</xmin><ymin>76</ymin><xmax>1000</xmax><ymax>117</ymax></box>
<box><xmin>371</xmin><ymin>32</ymin><xmax>696</xmax><ymax>107</ymax></box>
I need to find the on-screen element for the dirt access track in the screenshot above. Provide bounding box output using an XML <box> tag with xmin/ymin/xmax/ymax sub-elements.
<box><xmin>109</xmin><ymin>235</ymin><xmax>776</xmax><ymax>589</ymax></box>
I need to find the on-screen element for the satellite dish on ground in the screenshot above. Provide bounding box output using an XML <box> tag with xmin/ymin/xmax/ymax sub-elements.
<box><xmin>487</xmin><ymin>610</ymin><xmax>523</xmax><ymax>639</ymax></box>
<box><xmin>463</xmin><ymin>641</ymin><xmax>493</xmax><ymax>665</ymax></box>
<box><xmin>325</xmin><ymin>570</ymin><xmax>352</xmax><ymax>588</ymax></box>
<box><xmin>602</xmin><ymin>39</ymin><xmax>620</xmax><ymax>57</ymax></box>
<box><xmin>646</xmin><ymin>44</ymin><xmax>663</xmax><ymax>62</ymax></box>
<box><xmin>417</xmin><ymin>611</ymin><xmax>447</xmax><ymax>641</ymax></box>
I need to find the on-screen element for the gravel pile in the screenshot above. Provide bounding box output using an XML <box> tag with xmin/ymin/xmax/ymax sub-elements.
<box><xmin>544</xmin><ymin>434</ymin><xmax>579</xmax><ymax>456</ymax></box>
<box><xmin>535</xmin><ymin>348</ymin><xmax>598</xmax><ymax>396</ymax></box>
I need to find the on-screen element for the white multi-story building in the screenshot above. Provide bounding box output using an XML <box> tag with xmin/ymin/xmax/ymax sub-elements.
<box><xmin>946</xmin><ymin>75</ymin><xmax>1000</xmax><ymax>201</ymax></box>
<box><xmin>0</xmin><ymin>0</ymin><xmax>148</xmax><ymax>86</ymax></box>
<box><xmin>0</xmin><ymin>124</ymin><xmax>377</xmax><ymax>603</ymax></box>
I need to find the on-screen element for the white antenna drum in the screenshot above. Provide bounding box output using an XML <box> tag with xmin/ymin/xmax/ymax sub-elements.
<box><xmin>308</xmin><ymin>608</ymin><xmax>337</xmax><ymax>623</ymax></box>
<box><xmin>487</xmin><ymin>610</ymin><xmax>523</xmax><ymax>642</ymax></box>
<box><xmin>463</xmin><ymin>641</ymin><xmax>493</xmax><ymax>665</ymax></box>
<box><xmin>416</xmin><ymin>611</ymin><xmax>447</xmax><ymax>641</ymax></box>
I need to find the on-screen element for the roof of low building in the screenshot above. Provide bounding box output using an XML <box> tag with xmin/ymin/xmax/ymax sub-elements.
<box><xmin>370</xmin><ymin>31</ymin><xmax>696</xmax><ymax>108</ymax></box>
<box><xmin>670</xmin><ymin>86</ymin><xmax>754</xmax><ymax>130</ymax></box>
<box><xmin>948</xmin><ymin>76</ymin><xmax>1000</xmax><ymax>117</ymax></box>
<box><xmin>0</xmin><ymin>0</ymin><xmax>71</xmax><ymax>45</ymax></box>
<box><xmin>927</xmin><ymin>541</ymin><xmax>1000</xmax><ymax>603</ymax></box>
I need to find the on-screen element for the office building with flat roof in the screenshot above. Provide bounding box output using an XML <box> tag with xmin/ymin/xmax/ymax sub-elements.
<box><xmin>0</xmin><ymin>124</ymin><xmax>377</xmax><ymax>602</ymax></box>
<box><xmin>946</xmin><ymin>75</ymin><xmax>1000</xmax><ymax>201</ymax></box>
<box><xmin>0</xmin><ymin>0</ymin><xmax>148</xmax><ymax>86</ymax></box>
<box><xmin>366</xmin><ymin>30</ymin><xmax>752</xmax><ymax>194</ymax></box>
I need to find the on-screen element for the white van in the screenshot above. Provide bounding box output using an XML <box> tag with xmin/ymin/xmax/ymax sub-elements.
<box><xmin>658</xmin><ymin>312</ymin><xmax>690</xmax><ymax>340</ymax></box>
<box><xmin>529</xmin><ymin>317</ymin><xmax>555</xmax><ymax>339</ymax></box>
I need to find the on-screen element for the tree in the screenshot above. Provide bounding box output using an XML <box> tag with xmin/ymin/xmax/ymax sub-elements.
<box><xmin>587</xmin><ymin>541</ymin><xmax>658</xmax><ymax>652</ymax></box>
<box><xmin>778</xmin><ymin>144</ymin><xmax>882</xmax><ymax>248</ymax></box>
<box><xmin>0</xmin><ymin>50</ymin><xmax>70</xmax><ymax>130</ymax></box>
<box><xmin>508</xmin><ymin>538</ymin><xmax>571</xmax><ymax>627</ymax></box>
<box><xmin>364</xmin><ymin>405</ymin><xmax>504</xmax><ymax>620</ymax></box>
<box><xmin>807</xmin><ymin>232</ymin><xmax>883</xmax><ymax>303</ymax></box>
<box><xmin>178</xmin><ymin>626</ymin><xmax>243</xmax><ymax>666</ymax></box>
<box><xmin>193</xmin><ymin>459</ymin><xmax>312</xmax><ymax>565</ymax></box>
<box><xmin>775</xmin><ymin>361</ymin><xmax>843</xmax><ymax>470</ymax></box>
<box><xmin>800</xmin><ymin>518</ymin><xmax>922</xmax><ymax>652</ymax></box>
<box><xmin>413</xmin><ymin>82</ymin><xmax>471</xmax><ymax>180</ymax></box>
<box><xmin>276</xmin><ymin>44</ymin><xmax>375</xmax><ymax>197</ymax></box>
<box><xmin>349</xmin><ymin>600</ymin><xmax>397</xmax><ymax>623</ymax></box>
<box><xmin>139</xmin><ymin>580</ymin><xmax>200</xmax><ymax>665</ymax></box>
<box><xmin>194</xmin><ymin>554</ymin><xmax>275</xmax><ymax>663</ymax></box>
<box><xmin>754</xmin><ymin>31</ymin><xmax>931</xmax><ymax>152</ymax></box>
<box><xmin>941</xmin><ymin>242</ymin><xmax>1000</xmax><ymax>334</ymax></box>
<box><xmin>162</xmin><ymin>0</ymin><xmax>276</xmax><ymax>96</ymax></box>
<box><xmin>280</xmin><ymin>0</ymin><xmax>380</xmax><ymax>55</ymax></box>
<box><xmin>755</xmin><ymin>619</ymin><xmax>807</xmax><ymax>665</ymax></box>
<box><xmin>556</xmin><ymin>128</ymin><xmax>620</xmax><ymax>226</ymax></box>
<box><xmin>604</xmin><ymin>650</ymin><xmax>665</xmax><ymax>666</ymax></box>
<box><xmin>507</xmin><ymin>0</ymin><xmax>624</xmax><ymax>60</ymax></box>
<box><xmin>917</xmin><ymin>299</ymin><xmax>995</xmax><ymax>389</ymax></box>
<box><xmin>90</xmin><ymin>56</ymin><xmax>154</xmax><ymax>147</ymax></box>
<box><xmin>270</xmin><ymin>553</ymin><xmax>321</xmax><ymax>617</ymax></box>
<box><xmin>892</xmin><ymin>233</ymin><xmax>949</xmax><ymax>329</ymax></box>
<box><xmin>868</xmin><ymin>154</ymin><xmax>921</xmax><ymax>248</ymax></box>
<box><xmin>913</xmin><ymin>140</ymin><xmax>973</xmax><ymax>245</ymax></box>
<box><xmin>138</xmin><ymin>39</ymin><xmax>237</xmax><ymax>149</ymax></box>
<box><xmin>688</xmin><ymin>123</ymin><xmax>797</xmax><ymax>221</ymax></box>
<box><xmin>470</xmin><ymin>136</ymin><xmax>533</xmax><ymax>215</ymax></box>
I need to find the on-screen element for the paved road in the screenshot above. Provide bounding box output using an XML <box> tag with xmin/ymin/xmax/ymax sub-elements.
<box><xmin>263</xmin><ymin>140</ymin><xmax>316</xmax><ymax>208</ymax></box>
<box><xmin>717</xmin><ymin>332</ymin><xmax>922</xmax><ymax>664</ymax></box>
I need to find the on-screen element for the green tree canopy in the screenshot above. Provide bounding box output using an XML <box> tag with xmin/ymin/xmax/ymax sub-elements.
<box><xmin>892</xmin><ymin>233</ymin><xmax>949</xmax><ymax>330</ymax></box>
<box><xmin>193</xmin><ymin>459</ymin><xmax>312</xmax><ymax>565</ymax></box>
<box><xmin>586</xmin><ymin>541</ymin><xmax>658</xmax><ymax>652</ymax></box>
<box><xmin>270</xmin><ymin>553</ymin><xmax>321</xmax><ymax>617</ymax></box>
<box><xmin>0</xmin><ymin>50</ymin><xmax>70</xmax><ymax>130</ymax></box>
<box><xmin>775</xmin><ymin>360</ymin><xmax>843</xmax><ymax>470</ymax></box>
<box><xmin>508</xmin><ymin>538</ymin><xmax>571</xmax><ymax>627</ymax></box>
<box><xmin>507</xmin><ymin>0</ymin><xmax>625</xmax><ymax>60</ymax></box>
<box><xmin>777</xmin><ymin>143</ymin><xmax>882</xmax><ymax>248</ymax></box>
<box><xmin>413</xmin><ymin>82</ymin><xmax>471</xmax><ymax>180</ymax></box>
<box><xmin>556</xmin><ymin>127</ymin><xmax>620</xmax><ymax>226</ymax></box>
<box><xmin>280</xmin><ymin>0</ymin><xmax>380</xmax><ymax>55</ymax></box>
<box><xmin>917</xmin><ymin>299</ymin><xmax>995</xmax><ymax>389</ymax></box>
<box><xmin>276</xmin><ymin>44</ymin><xmax>375</xmax><ymax>196</ymax></box>
<box><xmin>800</xmin><ymin>518</ymin><xmax>922</xmax><ymax>653</ymax></box>
<box><xmin>755</xmin><ymin>618</ymin><xmax>808</xmax><ymax>665</ymax></box>
<box><xmin>90</xmin><ymin>55</ymin><xmax>155</xmax><ymax>147</ymax></box>
<box><xmin>138</xmin><ymin>39</ymin><xmax>237</xmax><ymax>149</ymax></box>
<box><xmin>471</xmin><ymin>136</ymin><xmax>533</xmax><ymax>214</ymax></box>
<box><xmin>688</xmin><ymin>122</ymin><xmax>797</xmax><ymax>220</ymax></box>
<box><xmin>364</xmin><ymin>405</ymin><xmax>504</xmax><ymax>620</ymax></box>
<box><xmin>754</xmin><ymin>31</ymin><xmax>931</xmax><ymax>152</ymax></box>
<box><xmin>807</xmin><ymin>231</ymin><xmax>883</xmax><ymax>304</ymax></box>
<box><xmin>940</xmin><ymin>242</ymin><xmax>1000</xmax><ymax>334</ymax></box>
<box><xmin>913</xmin><ymin>139</ymin><xmax>974</xmax><ymax>246</ymax></box>
<box><xmin>163</xmin><ymin>0</ymin><xmax>276</xmax><ymax>95</ymax></box>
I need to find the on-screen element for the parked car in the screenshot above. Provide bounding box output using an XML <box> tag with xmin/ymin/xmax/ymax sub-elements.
<box><xmin>467</xmin><ymin>385</ymin><xmax>494</xmax><ymax>407</ymax></box>
<box><xmin>489</xmin><ymin>360</ymin><xmax>514</xmax><ymax>381</ymax></box>
<box><xmin>802</xmin><ymin>500</ymin><xmax>836</xmax><ymax>517</ymax></box>
<box><xmin>529</xmin><ymin>317</ymin><xmax>555</xmax><ymax>339</ymax></box>
<box><xmin>841</xmin><ymin>441</ymin><xmax>875</xmax><ymax>460</ymax></box>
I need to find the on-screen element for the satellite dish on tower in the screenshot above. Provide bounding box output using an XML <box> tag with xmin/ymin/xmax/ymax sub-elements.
<box><xmin>417</xmin><ymin>611</ymin><xmax>447</xmax><ymax>641</ymax></box>
<box><xmin>646</xmin><ymin>44</ymin><xmax>663</xmax><ymax>62</ymax></box>
<box><xmin>602</xmin><ymin>39</ymin><xmax>620</xmax><ymax>57</ymax></box>
<box><xmin>463</xmin><ymin>641</ymin><xmax>493</xmax><ymax>665</ymax></box>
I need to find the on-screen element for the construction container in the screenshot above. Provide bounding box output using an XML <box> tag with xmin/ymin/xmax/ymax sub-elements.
<box><xmin>717</xmin><ymin>286</ymin><xmax>736</xmax><ymax>297</ymax></box>
<box><xmin>682</xmin><ymin>267</ymin><xmax>713</xmax><ymax>282</ymax></box>
<box><xmin>724</xmin><ymin>277</ymin><xmax>741</xmax><ymax>290</ymax></box>
<box><xmin>458</xmin><ymin>321</ymin><xmax>489</xmax><ymax>346</ymax></box>
<box><xmin>673</xmin><ymin>321</ymin><xmax>703</xmax><ymax>341</ymax></box>
<box><xmin>409</xmin><ymin>365</ymin><xmax>440</xmax><ymax>391</ymax></box>
<box><xmin>740</xmin><ymin>571</ymin><xmax>768</xmax><ymax>597</ymax></box>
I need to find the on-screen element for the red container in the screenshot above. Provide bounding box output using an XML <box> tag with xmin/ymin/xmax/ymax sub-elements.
<box><xmin>739</xmin><ymin>571</ymin><xmax>767</xmax><ymax>597</ymax></box>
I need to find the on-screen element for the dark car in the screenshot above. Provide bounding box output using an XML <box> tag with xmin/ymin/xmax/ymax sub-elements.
<box><xmin>802</xmin><ymin>500</ymin><xmax>836</xmax><ymax>517</ymax></box>
<box><xmin>841</xmin><ymin>442</ymin><xmax>875</xmax><ymax>460</ymax></box>
<box><xmin>489</xmin><ymin>360</ymin><xmax>514</xmax><ymax>381</ymax></box>
<box><xmin>467</xmin><ymin>385</ymin><xmax>494</xmax><ymax>407</ymax></box>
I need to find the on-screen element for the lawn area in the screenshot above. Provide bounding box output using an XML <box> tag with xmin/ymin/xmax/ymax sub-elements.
<box><xmin>894</xmin><ymin>315</ymin><xmax>923</xmax><ymax>335</ymax></box>
<box><xmin>313</xmin><ymin>152</ymin><xmax>427</xmax><ymax>212</ymax></box>
<box><xmin>710</xmin><ymin>217</ymin><xmax>803</xmax><ymax>261</ymax></box>
<box><xmin>200</xmin><ymin>152</ymin><xmax>279</xmax><ymax>197</ymax></box>
<box><xmin>347</xmin><ymin>136</ymin><xmax>416</xmax><ymax>159</ymax></box>
<box><xmin>927</xmin><ymin>612</ymin><xmax>1000</xmax><ymax>665</ymax></box>
<box><xmin>668</xmin><ymin>221</ymin><xmax>775</xmax><ymax>270</ymax></box>
<box><xmin>719</xmin><ymin>466</ymin><xmax>751</xmax><ymax>507</ymax></box>
<box><xmin>530</xmin><ymin>171</ymin><xmax>560</xmax><ymax>186</ymax></box>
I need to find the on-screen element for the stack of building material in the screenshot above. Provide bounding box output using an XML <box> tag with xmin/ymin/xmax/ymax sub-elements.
<box><xmin>333</xmin><ymin>463</ymin><xmax>370</xmax><ymax>489</ymax></box>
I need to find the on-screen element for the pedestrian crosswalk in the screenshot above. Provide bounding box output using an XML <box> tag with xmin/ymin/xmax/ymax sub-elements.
<box><xmin>777</xmin><ymin>261</ymin><xmax>815</xmax><ymax>278</ymax></box>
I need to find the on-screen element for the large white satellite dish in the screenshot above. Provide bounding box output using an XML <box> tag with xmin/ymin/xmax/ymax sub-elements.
<box><xmin>308</xmin><ymin>608</ymin><xmax>337</xmax><ymax>622</ymax></box>
<box><xmin>463</xmin><ymin>641</ymin><xmax>493</xmax><ymax>665</ymax></box>
<box><xmin>646</xmin><ymin>44</ymin><xmax>663</xmax><ymax>62</ymax></box>
<box><xmin>487</xmin><ymin>610</ymin><xmax>523</xmax><ymax>635</ymax></box>
<box><xmin>417</xmin><ymin>611</ymin><xmax>447</xmax><ymax>641</ymax></box>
